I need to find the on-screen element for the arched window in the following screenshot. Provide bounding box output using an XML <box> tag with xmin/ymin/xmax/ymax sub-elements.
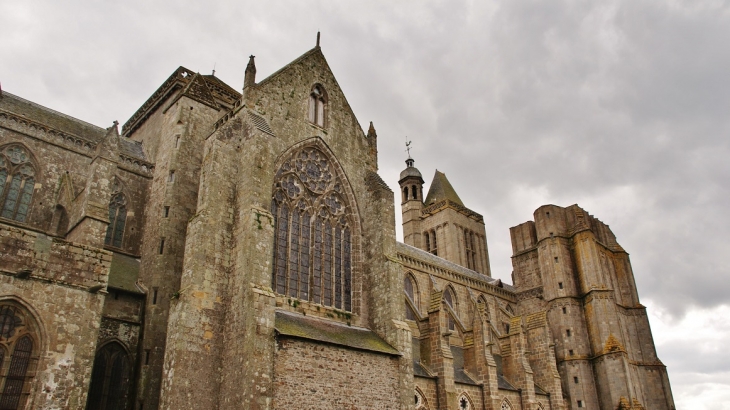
<box><xmin>403</xmin><ymin>187</ymin><xmax>408</xmax><ymax>202</ymax></box>
<box><xmin>104</xmin><ymin>192</ymin><xmax>127</xmax><ymax>248</ymax></box>
<box><xmin>444</xmin><ymin>287</ymin><xmax>456</xmax><ymax>331</ymax></box>
<box><xmin>404</xmin><ymin>274</ymin><xmax>419</xmax><ymax>321</ymax></box>
<box><xmin>85</xmin><ymin>342</ymin><xmax>131</xmax><ymax>410</ymax></box>
<box><xmin>429</xmin><ymin>229</ymin><xmax>438</xmax><ymax>256</ymax></box>
<box><xmin>0</xmin><ymin>145</ymin><xmax>36</xmax><ymax>223</ymax></box>
<box><xmin>457</xmin><ymin>393</ymin><xmax>472</xmax><ymax>410</ymax></box>
<box><xmin>308</xmin><ymin>85</ymin><xmax>327</xmax><ymax>127</ymax></box>
<box><xmin>0</xmin><ymin>303</ymin><xmax>41</xmax><ymax>410</ymax></box>
<box><xmin>411</xmin><ymin>185</ymin><xmax>417</xmax><ymax>200</ymax></box>
<box><xmin>271</xmin><ymin>146</ymin><xmax>355</xmax><ymax>311</ymax></box>
<box><xmin>464</xmin><ymin>229</ymin><xmax>476</xmax><ymax>270</ymax></box>
<box><xmin>500</xmin><ymin>399</ymin><xmax>513</xmax><ymax>410</ymax></box>
<box><xmin>477</xmin><ymin>295</ymin><xmax>489</xmax><ymax>318</ymax></box>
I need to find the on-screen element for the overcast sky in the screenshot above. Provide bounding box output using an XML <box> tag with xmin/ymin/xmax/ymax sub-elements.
<box><xmin>2</xmin><ymin>0</ymin><xmax>729</xmax><ymax>407</ymax></box>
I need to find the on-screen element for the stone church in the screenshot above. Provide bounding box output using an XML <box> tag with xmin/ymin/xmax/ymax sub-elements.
<box><xmin>0</xmin><ymin>39</ymin><xmax>674</xmax><ymax>409</ymax></box>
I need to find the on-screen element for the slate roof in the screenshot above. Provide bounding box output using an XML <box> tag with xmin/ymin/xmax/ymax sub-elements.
<box><xmin>274</xmin><ymin>310</ymin><xmax>400</xmax><ymax>355</ymax></box>
<box><xmin>1</xmin><ymin>91</ymin><xmax>150</xmax><ymax>163</ymax></box>
<box><xmin>108</xmin><ymin>253</ymin><xmax>144</xmax><ymax>294</ymax></box>
<box><xmin>0</xmin><ymin>91</ymin><xmax>106</xmax><ymax>142</ymax></box>
<box><xmin>425</xmin><ymin>170</ymin><xmax>464</xmax><ymax>206</ymax></box>
<box><xmin>451</xmin><ymin>345</ymin><xmax>479</xmax><ymax>385</ymax></box>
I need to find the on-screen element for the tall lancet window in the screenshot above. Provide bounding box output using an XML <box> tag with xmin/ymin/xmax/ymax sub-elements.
<box><xmin>105</xmin><ymin>189</ymin><xmax>127</xmax><ymax>249</ymax></box>
<box><xmin>0</xmin><ymin>145</ymin><xmax>37</xmax><ymax>223</ymax></box>
<box><xmin>0</xmin><ymin>303</ymin><xmax>41</xmax><ymax>410</ymax></box>
<box><xmin>271</xmin><ymin>146</ymin><xmax>354</xmax><ymax>312</ymax></box>
<box><xmin>308</xmin><ymin>84</ymin><xmax>327</xmax><ymax>127</ymax></box>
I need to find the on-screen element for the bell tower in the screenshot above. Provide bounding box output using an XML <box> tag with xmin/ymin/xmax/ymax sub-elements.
<box><xmin>399</xmin><ymin>156</ymin><xmax>424</xmax><ymax>248</ymax></box>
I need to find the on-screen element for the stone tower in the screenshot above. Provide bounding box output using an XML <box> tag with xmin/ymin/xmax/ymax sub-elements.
<box><xmin>400</xmin><ymin>162</ymin><xmax>492</xmax><ymax>276</ymax></box>
<box><xmin>398</xmin><ymin>156</ymin><xmax>425</xmax><ymax>248</ymax></box>
<box><xmin>511</xmin><ymin>204</ymin><xmax>675</xmax><ymax>409</ymax></box>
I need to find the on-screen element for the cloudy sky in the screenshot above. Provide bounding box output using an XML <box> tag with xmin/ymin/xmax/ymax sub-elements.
<box><xmin>2</xmin><ymin>0</ymin><xmax>729</xmax><ymax>407</ymax></box>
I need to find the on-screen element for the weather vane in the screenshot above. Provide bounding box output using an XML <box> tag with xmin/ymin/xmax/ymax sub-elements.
<box><xmin>405</xmin><ymin>137</ymin><xmax>412</xmax><ymax>158</ymax></box>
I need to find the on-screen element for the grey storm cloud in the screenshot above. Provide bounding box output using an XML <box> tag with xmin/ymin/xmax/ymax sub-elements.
<box><xmin>2</xmin><ymin>0</ymin><xmax>729</xmax><ymax>407</ymax></box>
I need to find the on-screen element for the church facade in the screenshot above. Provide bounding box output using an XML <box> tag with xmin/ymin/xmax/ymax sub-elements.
<box><xmin>0</xmin><ymin>42</ymin><xmax>674</xmax><ymax>409</ymax></box>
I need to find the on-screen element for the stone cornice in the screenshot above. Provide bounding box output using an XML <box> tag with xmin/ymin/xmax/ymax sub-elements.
<box><xmin>122</xmin><ymin>67</ymin><xmax>194</xmax><ymax>137</ymax></box>
<box><xmin>421</xmin><ymin>199</ymin><xmax>484</xmax><ymax>223</ymax></box>
<box><xmin>396</xmin><ymin>251</ymin><xmax>515</xmax><ymax>302</ymax></box>
<box><xmin>0</xmin><ymin>109</ymin><xmax>97</xmax><ymax>154</ymax></box>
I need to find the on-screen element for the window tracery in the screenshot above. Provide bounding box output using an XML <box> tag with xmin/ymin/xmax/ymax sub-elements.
<box><xmin>500</xmin><ymin>399</ymin><xmax>513</xmax><ymax>410</ymax></box>
<box><xmin>104</xmin><ymin>185</ymin><xmax>127</xmax><ymax>249</ymax></box>
<box><xmin>0</xmin><ymin>145</ymin><xmax>36</xmax><ymax>223</ymax></box>
<box><xmin>271</xmin><ymin>146</ymin><xmax>353</xmax><ymax>311</ymax></box>
<box><xmin>0</xmin><ymin>303</ymin><xmax>40</xmax><ymax>410</ymax></box>
<box><xmin>457</xmin><ymin>393</ymin><xmax>472</xmax><ymax>410</ymax></box>
<box><xmin>308</xmin><ymin>85</ymin><xmax>327</xmax><ymax>127</ymax></box>
<box><xmin>415</xmin><ymin>388</ymin><xmax>428</xmax><ymax>410</ymax></box>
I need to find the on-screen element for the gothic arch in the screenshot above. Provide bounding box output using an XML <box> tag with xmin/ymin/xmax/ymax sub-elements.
<box><xmin>104</xmin><ymin>176</ymin><xmax>129</xmax><ymax>248</ymax></box>
<box><xmin>0</xmin><ymin>143</ymin><xmax>40</xmax><ymax>223</ymax></box>
<box><xmin>476</xmin><ymin>295</ymin><xmax>489</xmax><ymax>319</ymax></box>
<box><xmin>270</xmin><ymin>138</ymin><xmax>362</xmax><ymax>313</ymax></box>
<box><xmin>456</xmin><ymin>392</ymin><xmax>474</xmax><ymax>410</ymax></box>
<box><xmin>443</xmin><ymin>285</ymin><xmax>459</xmax><ymax>331</ymax></box>
<box><xmin>405</xmin><ymin>272</ymin><xmax>420</xmax><ymax>309</ymax></box>
<box><xmin>0</xmin><ymin>298</ymin><xmax>44</xmax><ymax>410</ymax></box>
<box><xmin>85</xmin><ymin>340</ymin><xmax>132</xmax><ymax>410</ymax></box>
<box><xmin>415</xmin><ymin>386</ymin><xmax>430</xmax><ymax>410</ymax></box>
<box><xmin>500</xmin><ymin>398</ymin><xmax>514</xmax><ymax>410</ymax></box>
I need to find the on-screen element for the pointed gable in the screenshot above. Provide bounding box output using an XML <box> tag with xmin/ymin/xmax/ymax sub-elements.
<box><xmin>252</xmin><ymin>46</ymin><xmax>365</xmax><ymax>139</ymax></box>
<box><xmin>425</xmin><ymin>170</ymin><xmax>464</xmax><ymax>206</ymax></box>
<box><xmin>178</xmin><ymin>72</ymin><xmax>219</xmax><ymax>110</ymax></box>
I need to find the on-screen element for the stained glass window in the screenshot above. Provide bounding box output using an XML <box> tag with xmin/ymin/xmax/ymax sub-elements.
<box><xmin>0</xmin><ymin>145</ymin><xmax>36</xmax><ymax>223</ymax></box>
<box><xmin>271</xmin><ymin>146</ymin><xmax>355</xmax><ymax>312</ymax></box>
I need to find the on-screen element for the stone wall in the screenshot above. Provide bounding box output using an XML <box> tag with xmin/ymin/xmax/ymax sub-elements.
<box><xmin>273</xmin><ymin>338</ymin><xmax>400</xmax><ymax>409</ymax></box>
<box><xmin>0</xmin><ymin>223</ymin><xmax>109</xmax><ymax>409</ymax></box>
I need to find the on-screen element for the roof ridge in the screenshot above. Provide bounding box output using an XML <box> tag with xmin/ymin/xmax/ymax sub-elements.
<box><xmin>256</xmin><ymin>47</ymin><xmax>321</xmax><ymax>87</ymax></box>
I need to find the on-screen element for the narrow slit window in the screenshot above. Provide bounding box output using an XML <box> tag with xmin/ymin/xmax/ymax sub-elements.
<box><xmin>308</xmin><ymin>85</ymin><xmax>327</xmax><ymax>127</ymax></box>
<box><xmin>105</xmin><ymin>192</ymin><xmax>127</xmax><ymax>248</ymax></box>
<box><xmin>159</xmin><ymin>238</ymin><xmax>165</xmax><ymax>254</ymax></box>
<box><xmin>558</xmin><ymin>282</ymin><xmax>564</xmax><ymax>289</ymax></box>
<box><xmin>168</xmin><ymin>170</ymin><xmax>175</xmax><ymax>183</ymax></box>
<box><xmin>152</xmin><ymin>288</ymin><xmax>158</xmax><ymax>305</ymax></box>
<box><xmin>574</xmin><ymin>376</ymin><xmax>579</xmax><ymax>384</ymax></box>
<box><xmin>562</xmin><ymin>306</ymin><xmax>567</xmax><ymax>314</ymax></box>
<box><xmin>163</xmin><ymin>206</ymin><xmax>170</xmax><ymax>218</ymax></box>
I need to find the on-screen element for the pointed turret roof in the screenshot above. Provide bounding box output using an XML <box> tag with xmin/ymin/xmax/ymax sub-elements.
<box><xmin>424</xmin><ymin>170</ymin><xmax>464</xmax><ymax>206</ymax></box>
